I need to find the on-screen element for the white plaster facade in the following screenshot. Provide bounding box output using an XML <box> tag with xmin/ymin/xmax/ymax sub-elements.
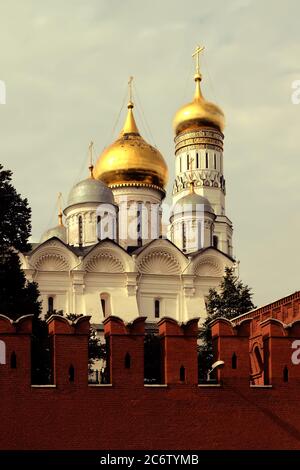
<box><xmin>21</xmin><ymin>238</ymin><xmax>232</xmax><ymax>326</ymax></box>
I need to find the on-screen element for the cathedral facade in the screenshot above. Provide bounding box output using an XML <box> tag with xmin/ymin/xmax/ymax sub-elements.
<box><xmin>20</xmin><ymin>49</ymin><xmax>234</xmax><ymax>328</ymax></box>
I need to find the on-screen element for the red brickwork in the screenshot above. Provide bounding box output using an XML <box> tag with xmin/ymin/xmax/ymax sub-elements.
<box><xmin>0</xmin><ymin>313</ymin><xmax>300</xmax><ymax>450</ymax></box>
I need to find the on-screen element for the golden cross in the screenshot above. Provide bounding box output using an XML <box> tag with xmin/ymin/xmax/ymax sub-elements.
<box><xmin>128</xmin><ymin>76</ymin><xmax>134</xmax><ymax>102</ymax></box>
<box><xmin>57</xmin><ymin>192</ymin><xmax>63</xmax><ymax>224</ymax></box>
<box><xmin>192</xmin><ymin>45</ymin><xmax>205</xmax><ymax>74</ymax></box>
<box><xmin>88</xmin><ymin>141</ymin><xmax>94</xmax><ymax>166</ymax></box>
<box><xmin>57</xmin><ymin>192</ymin><xmax>62</xmax><ymax>211</ymax></box>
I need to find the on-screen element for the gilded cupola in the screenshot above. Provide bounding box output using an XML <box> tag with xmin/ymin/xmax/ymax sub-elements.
<box><xmin>173</xmin><ymin>46</ymin><xmax>225</xmax><ymax>135</ymax></box>
<box><xmin>93</xmin><ymin>79</ymin><xmax>168</xmax><ymax>192</ymax></box>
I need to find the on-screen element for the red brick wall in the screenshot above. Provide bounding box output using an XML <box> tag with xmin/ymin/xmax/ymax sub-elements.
<box><xmin>1</xmin><ymin>314</ymin><xmax>300</xmax><ymax>450</ymax></box>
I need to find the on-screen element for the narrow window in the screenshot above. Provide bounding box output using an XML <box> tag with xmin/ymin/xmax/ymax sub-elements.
<box><xmin>196</xmin><ymin>153</ymin><xmax>199</xmax><ymax>168</ymax></box>
<box><xmin>100</xmin><ymin>293</ymin><xmax>111</xmax><ymax>317</ymax></box>
<box><xmin>137</xmin><ymin>203</ymin><xmax>142</xmax><ymax>245</ymax></box>
<box><xmin>205</xmin><ymin>152</ymin><xmax>209</xmax><ymax>168</ymax></box>
<box><xmin>197</xmin><ymin>221</ymin><xmax>202</xmax><ymax>250</ymax></box>
<box><xmin>187</xmin><ymin>155</ymin><xmax>189</xmax><ymax>170</ymax></box>
<box><xmin>0</xmin><ymin>340</ymin><xmax>5</xmax><ymax>364</ymax></box>
<box><xmin>125</xmin><ymin>352</ymin><xmax>131</xmax><ymax>369</ymax></box>
<box><xmin>10</xmin><ymin>352</ymin><xmax>17</xmax><ymax>369</ymax></box>
<box><xmin>213</xmin><ymin>235</ymin><xmax>218</xmax><ymax>249</ymax></box>
<box><xmin>214</xmin><ymin>153</ymin><xmax>217</xmax><ymax>169</ymax></box>
<box><xmin>155</xmin><ymin>299</ymin><xmax>160</xmax><ymax>318</ymax></box>
<box><xmin>78</xmin><ymin>215</ymin><xmax>83</xmax><ymax>246</ymax></box>
<box><xmin>97</xmin><ymin>215</ymin><xmax>101</xmax><ymax>240</ymax></box>
<box><xmin>283</xmin><ymin>366</ymin><xmax>289</xmax><ymax>382</ymax></box>
<box><xmin>179</xmin><ymin>157</ymin><xmax>182</xmax><ymax>172</ymax></box>
<box><xmin>182</xmin><ymin>223</ymin><xmax>186</xmax><ymax>252</ymax></box>
<box><xmin>48</xmin><ymin>296</ymin><xmax>54</xmax><ymax>314</ymax></box>
<box><xmin>232</xmin><ymin>353</ymin><xmax>237</xmax><ymax>369</ymax></box>
<box><xmin>69</xmin><ymin>365</ymin><xmax>75</xmax><ymax>382</ymax></box>
<box><xmin>180</xmin><ymin>365</ymin><xmax>185</xmax><ymax>382</ymax></box>
<box><xmin>101</xmin><ymin>298</ymin><xmax>106</xmax><ymax>317</ymax></box>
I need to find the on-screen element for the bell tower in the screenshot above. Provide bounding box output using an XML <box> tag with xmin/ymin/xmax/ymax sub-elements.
<box><xmin>171</xmin><ymin>46</ymin><xmax>233</xmax><ymax>256</ymax></box>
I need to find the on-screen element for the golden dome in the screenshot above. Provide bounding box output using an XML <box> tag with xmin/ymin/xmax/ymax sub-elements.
<box><xmin>94</xmin><ymin>101</ymin><xmax>168</xmax><ymax>191</ymax></box>
<box><xmin>173</xmin><ymin>72</ymin><xmax>225</xmax><ymax>135</ymax></box>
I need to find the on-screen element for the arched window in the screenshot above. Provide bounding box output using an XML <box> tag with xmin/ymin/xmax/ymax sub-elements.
<box><xmin>125</xmin><ymin>352</ymin><xmax>131</xmax><ymax>369</ymax></box>
<box><xmin>214</xmin><ymin>153</ymin><xmax>217</xmax><ymax>169</ymax></box>
<box><xmin>154</xmin><ymin>299</ymin><xmax>160</xmax><ymax>318</ymax></box>
<box><xmin>48</xmin><ymin>296</ymin><xmax>54</xmax><ymax>314</ymax></box>
<box><xmin>101</xmin><ymin>298</ymin><xmax>106</xmax><ymax>317</ymax></box>
<box><xmin>196</xmin><ymin>153</ymin><xmax>199</xmax><ymax>168</ymax></box>
<box><xmin>78</xmin><ymin>215</ymin><xmax>83</xmax><ymax>246</ymax></box>
<box><xmin>0</xmin><ymin>340</ymin><xmax>6</xmax><ymax>365</ymax></box>
<box><xmin>100</xmin><ymin>293</ymin><xmax>111</xmax><ymax>317</ymax></box>
<box><xmin>10</xmin><ymin>351</ymin><xmax>17</xmax><ymax>369</ymax></box>
<box><xmin>283</xmin><ymin>366</ymin><xmax>289</xmax><ymax>383</ymax></box>
<box><xmin>69</xmin><ymin>365</ymin><xmax>75</xmax><ymax>382</ymax></box>
<box><xmin>232</xmin><ymin>353</ymin><xmax>237</xmax><ymax>369</ymax></box>
<box><xmin>213</xmin><ymin>235</ymin><xmax>218</xmax><ymax>249</ymax></box>
<box><xmin>180</xmin><ymin>365</ymin><xmax>185</xmax><ymax>382</ymax></box>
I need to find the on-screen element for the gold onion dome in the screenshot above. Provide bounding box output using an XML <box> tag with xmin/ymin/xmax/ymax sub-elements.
<box><xmin>94</xmin><ymin>99</ymin><xmax>168</xmax><ymax>191</ymax></box>
<box><xmin>173</xmin><ymin>46</ymin><xmax>225</xmax><ymax>135</ymax></box>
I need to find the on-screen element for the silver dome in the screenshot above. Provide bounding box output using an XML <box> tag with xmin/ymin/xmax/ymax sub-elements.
<box><xmin>172</xmin><ymin>192</ymin><xmax>214</xmax><ymax>216</ymax></box>
<box><xmin>66</xmin><ymin>178</ymin><xmax>114</xmax><ymax>208</ymax></box>
<box><xmin>40</xmin><ymin>224</ymin><xmax>67</xmax><ymax>244</ymax></box>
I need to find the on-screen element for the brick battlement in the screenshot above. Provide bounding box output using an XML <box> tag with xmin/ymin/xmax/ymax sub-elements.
<box><xmin>232</xmin><ymin>290</ymin><xmax>300</xmax><ymax>325</ymax></box>
<box><xmin>1</xmin><ymin>313</ymin><xmax>300</xmax><ymax>450</ymax></box>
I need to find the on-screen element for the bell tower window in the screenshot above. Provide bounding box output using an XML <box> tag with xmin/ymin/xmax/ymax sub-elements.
<box><xmin>205</xmin><ymin>152</ymin><xmax>209</xmax><ymax>168</ymax></box>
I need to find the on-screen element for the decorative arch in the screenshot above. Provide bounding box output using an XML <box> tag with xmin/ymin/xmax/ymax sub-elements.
<box><xmin>136</xmin><ymin>239</ymin><xmax>188</xmax><ymax>275</ymax></box>
<box><xmin>34</xmin><ymin>254</ymin><xmax>70</xmax><ymax>271</ymax></box>
<box><xmin>28</xmin><ymin>240</ymin><xmax>76</xmax><ymax>272</ymax></box>
<box><xmin>83</xmin><ymin>240</ymin><xmax>133</xmax><ymax>273</ymax></box>
<box><xmin>193</xmin><ymin>255</ymin><xmax>224</xmax><ymax>277</ymax></box>
<box><xmin>137</xmin><ymin>251</ymin><xmax>181</xmax><ymax>275</ymax></box>
<box><xmin>85</xmin><ymin>252</ymin><xmax>124</xmax><ymax>273</ymax></box>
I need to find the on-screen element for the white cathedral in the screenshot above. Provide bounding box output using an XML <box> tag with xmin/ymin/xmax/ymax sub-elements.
<box><xmin>20</xmin><ymin>48</ymin><xmax>234</xmax><ymax>330</ymax></box>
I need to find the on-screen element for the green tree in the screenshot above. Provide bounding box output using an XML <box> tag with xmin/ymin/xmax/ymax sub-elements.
<box><xmin>0</xmin><ymin>164</ymin><xmax>46</xmax><ymax>383</ymax></box>
<box><xmin>198</xmin><ymin>267</ymin><xmax>255</xmax><ymax>381</ymax></box>
<box><xmin>0</xmin><ymin>164</ymin><xmax>31</xmax><ymax>252</ymax></box>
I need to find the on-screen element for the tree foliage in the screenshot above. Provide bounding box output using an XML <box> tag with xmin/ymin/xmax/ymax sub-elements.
<box><xmin>198</xmin><ymin>267</ymin><xmax>255</xmax><ymax>381</ymax></box>
<box><xmin>0</xmin><ymin>164</ymin><xmax>31</xmax><ymax>252</ymax></box>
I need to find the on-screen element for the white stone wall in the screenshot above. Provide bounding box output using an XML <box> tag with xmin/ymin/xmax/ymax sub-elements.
<box><xmin>22</xmin><ymin>238</ymin><xmax>233</xmax><ymax>326</ymax></box>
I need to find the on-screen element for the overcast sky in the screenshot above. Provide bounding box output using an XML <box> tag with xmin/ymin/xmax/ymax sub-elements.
<box><xmin>0</xmin><ymin>0</ymin><xmax>300</xmax><ymax>307</ymax></box>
